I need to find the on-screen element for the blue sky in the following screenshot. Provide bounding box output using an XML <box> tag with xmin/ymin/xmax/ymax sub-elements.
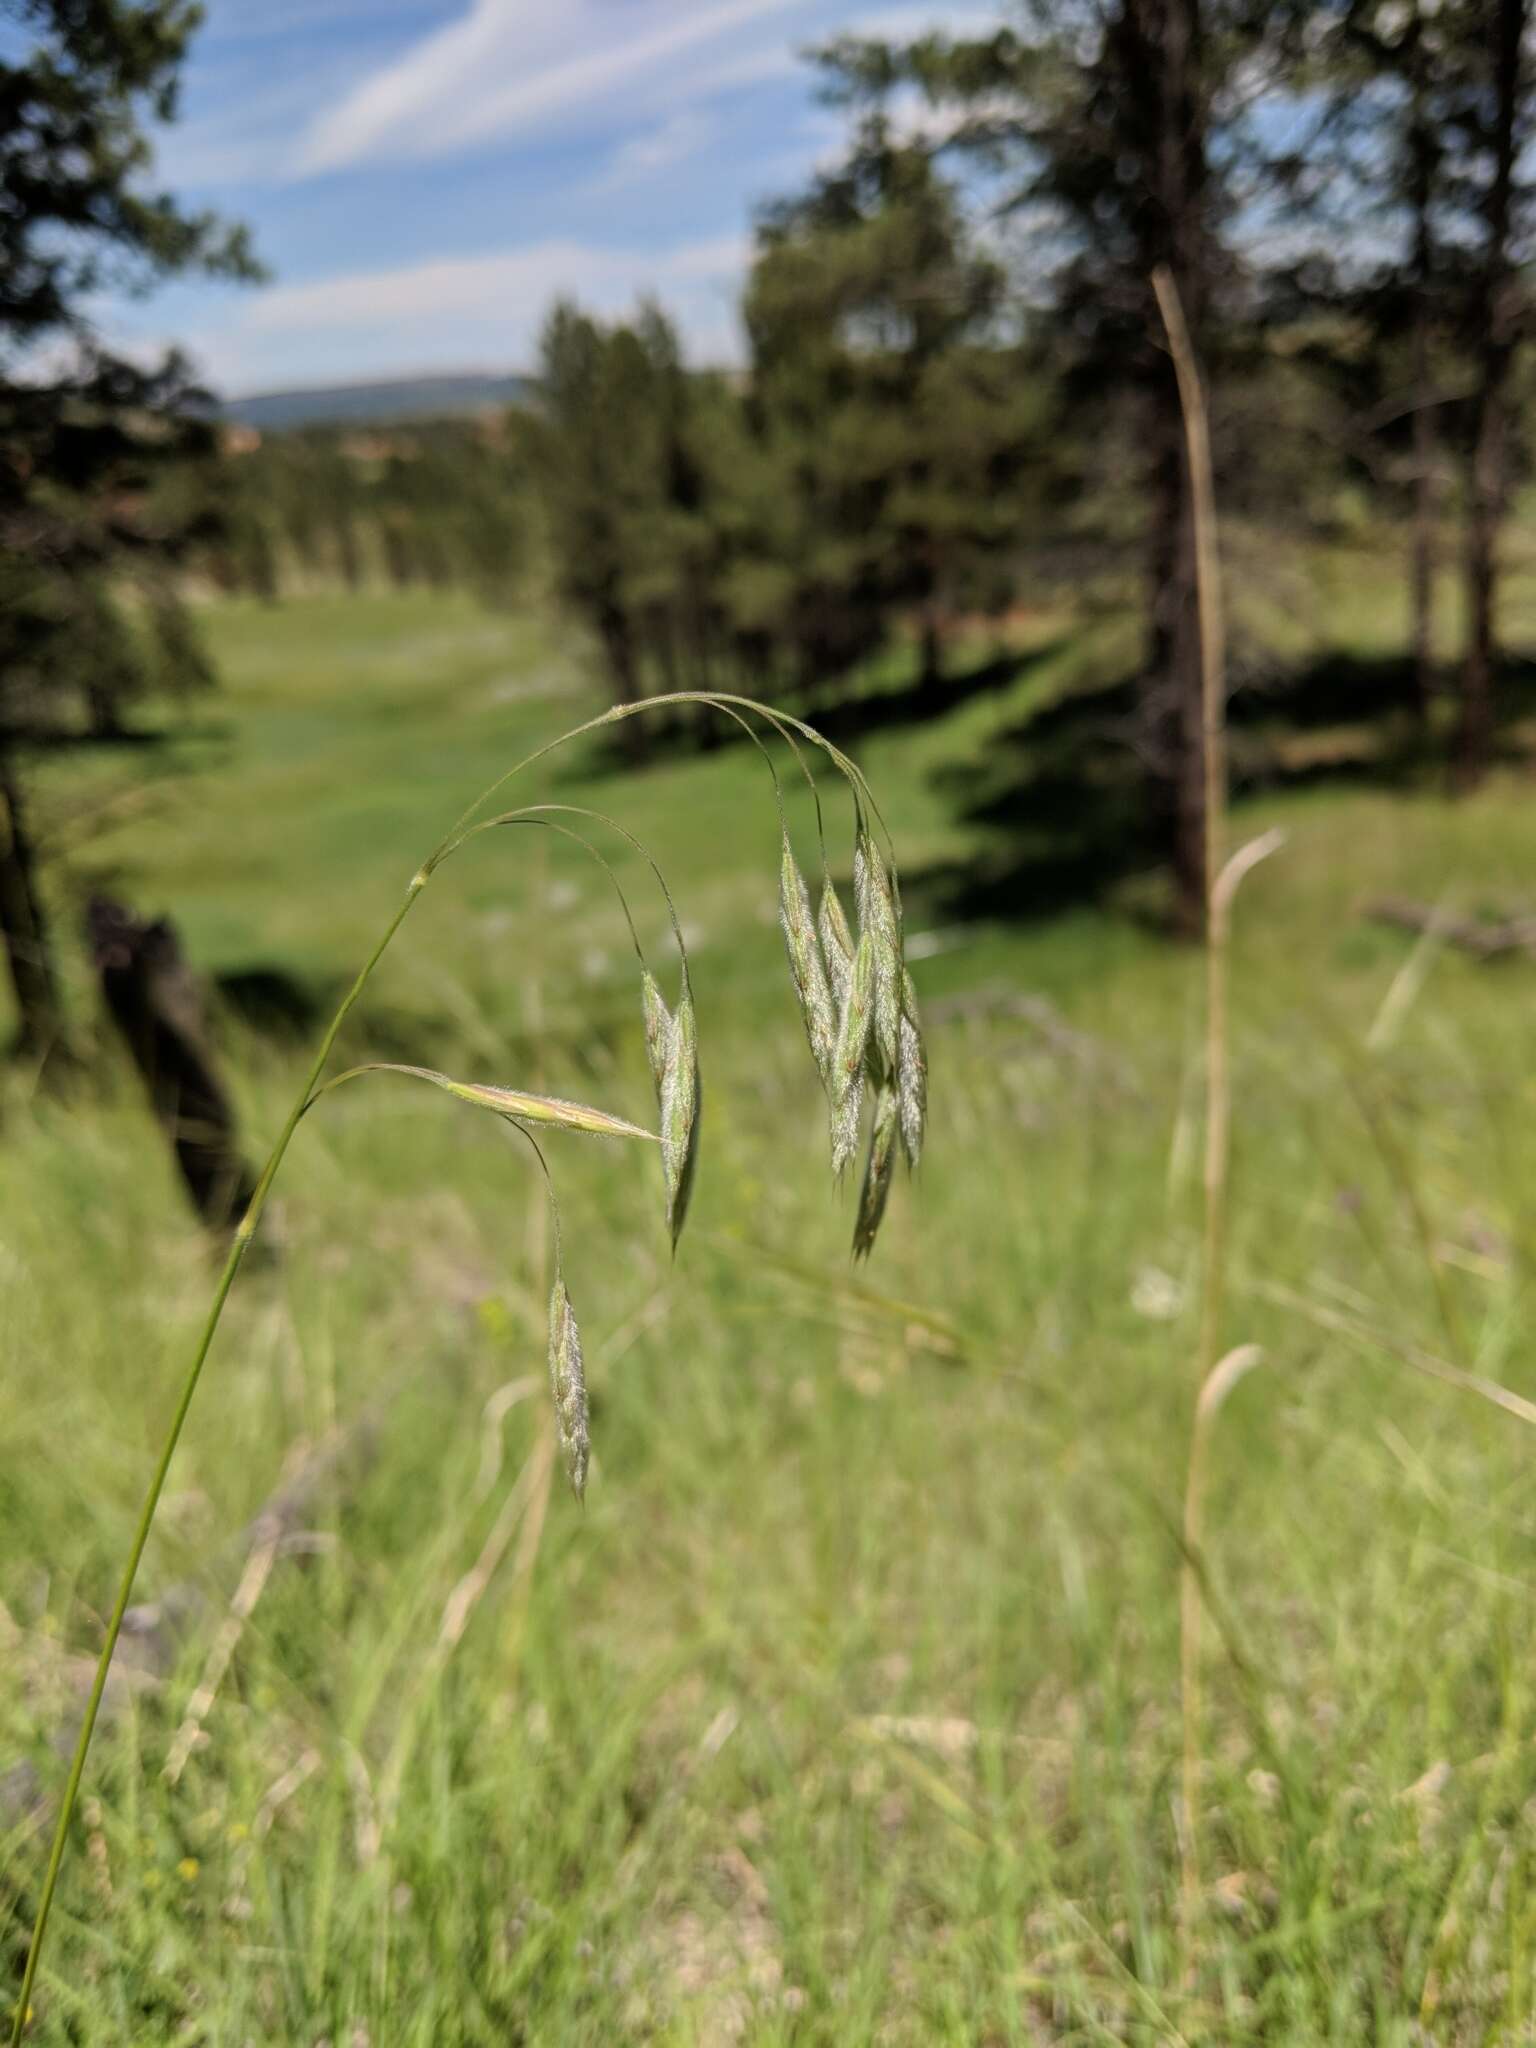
<box><xmin>113</xmin><ymin>0</ymin><xmax>992</xmax><ymax>396</ymax></box>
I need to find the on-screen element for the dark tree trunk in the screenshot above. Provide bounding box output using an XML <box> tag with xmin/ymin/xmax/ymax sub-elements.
<box><xmin>1145</xmin><ymin>393</ymin><xmax>1205</xmax><ymax>938</ymax></box>
<box><xmin>597</xmin><ymin>600</ymin><xmax>647</xmax><ymax>758</ymax></box>
<box><xmin>0</xmin><ymin>751</ymin><xmax>66</xmax><ymax>1061</ymax></box>
<box><xmin>1409</xmin><ymin>311</ymin><xmax>1439</xmax><ymax>721</ymax></box>
<box><xmin>1407</xmin><ymin>86</ymin><xmax>1439</xmax><ymax>724</ymax></box>
<box><xmin>1458</xmin><ymin>0</ymin><xmax>1526</xmax><ymax>790</ymax></box>
<box><xmin>87</xmin><ymin>896</ymin><xmax>258</xmax><ymax>1232</ymax></box>
<box><xmin>1125</xmin><ymin>0</ymin><xmax>1210</xmax><ymax>937</ymax></box>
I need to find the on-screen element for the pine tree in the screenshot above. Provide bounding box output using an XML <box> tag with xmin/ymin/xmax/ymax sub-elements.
<box><xmin>745</xmin><ymin>122</ymin><xmax>1042</xmax><ymax>701</ymax></box>
<box><xmin>820</xmin><ymin>0</ymin><xmax>1289</xmax><ymax>933</ymax></box>
<box><xmin>0</xmin><ymin>0</ymin><xmax>257</xmax><ymax>1060</ymax></box>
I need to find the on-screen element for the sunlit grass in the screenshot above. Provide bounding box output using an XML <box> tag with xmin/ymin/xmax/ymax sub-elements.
<box><xmin>6</xmin><ymin>572</ymin><xmax>1536</xmax><ymax>2039</ymax></box>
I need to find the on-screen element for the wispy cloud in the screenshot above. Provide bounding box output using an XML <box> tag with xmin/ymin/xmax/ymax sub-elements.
<box><xmin>104</xmin><ymin>0</ymin><xmax>998</xmax><ymax>389</ymax></box>
<box><xmin>603</xmin><ymin>109</ymin><xmax>721</xmax><ymax>186</ymax></box>
<box><xmin>300</xmin><ymin>0</ymin><xmax>819</xmax><ymax>173</ymax></box>
<box><xmin>172</xmin><ymin>231</ymin><xmax>751</xmax><ymax>389</ymax></box>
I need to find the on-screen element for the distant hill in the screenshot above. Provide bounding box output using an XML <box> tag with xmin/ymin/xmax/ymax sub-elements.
<box><xmin>222</xmin><ymin>372</ymin><xmax>532</xmax><ymax>432</ymax></box>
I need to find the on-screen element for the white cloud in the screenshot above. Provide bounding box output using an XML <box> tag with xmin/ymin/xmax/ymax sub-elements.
<box><xmin>174</xmin><ymin>232</ymin><xmax>752</xmax><ymax>390</ymax></box>
<box><xmin>301</xmin><ymin>0</ymin><xmax>819</xmax><ymax>174</ymax></box>
<box><xmin>833</xmin><ymin>3</ymin><xmax>1002</xmax><ymax>40</ymax></box>
<box><xmin>604</xmin><ymin>109</ymin><xmax>721</xmax><ymax>185</ymax></box>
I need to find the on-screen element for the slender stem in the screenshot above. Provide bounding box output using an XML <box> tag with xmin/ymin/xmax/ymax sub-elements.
<box><xmin>1152</xmin><ymin>265</ymin><xmax>1226</xmax><ymax>1379</ymax></box>
<box><xmin>8</xmin><ymin>878</ymin><xmax>423</xmax><ymax>2044</ymax></box>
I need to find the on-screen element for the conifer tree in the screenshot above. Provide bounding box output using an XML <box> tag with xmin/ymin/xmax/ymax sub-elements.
<box><xmin>0</xmin><ymin>0</ymin><xmax>256</xmax><ymax>1058</ymax></box>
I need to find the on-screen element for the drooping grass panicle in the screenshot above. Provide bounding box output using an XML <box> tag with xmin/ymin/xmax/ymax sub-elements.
<box><xmin>780</xmin><ymin>832</ymin><xmax>836</xmax><ymax>1087</ymax></box>
<box><xmin>853</xmin><ymin>1082</ymin><xmax>900</xmax><ymax>1260</ymax></box>
<box><xmin>8</xmin><ymin>690</ymin><xmax>921</xmax><ymax>2040</ymax></box>
<box><xmin>660</xmin><ymin>980</ymin><xmax>701</xmax><ymax>1250</ymax></box>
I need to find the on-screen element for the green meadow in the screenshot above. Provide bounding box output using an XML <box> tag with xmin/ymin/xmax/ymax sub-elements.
<box><xmin>6</xmin><ymin>571</ymin><xmax>1536</xmax><ymax>2042</ymax></box>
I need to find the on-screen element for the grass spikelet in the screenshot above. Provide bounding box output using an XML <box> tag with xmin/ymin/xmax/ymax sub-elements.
<box><xmin>819</xmin><ymin>881</ymin><xmax>854</xmax><ymax>1007</ymax></box>
<box><xmin>897</xmin><ymin>968</ymin><xmax>927</xmax><ymax>1167</ymax></box>
<box><xmin>831</xmin><ymin>1072</ymin><xmax>864</xmax><ymax>1180</ymax></box>
<box><xmin>547</xmin><ymin>1277</ymin><xmax>589</xmax><ymax>1501</ymax></box>
<box><xmin>311</xmin><ymin>1062</ymin><xmax>658</xmax><ymax>1143</ymax></box>
<box><xmin>640</xmin><ymin>968</ymin><xmax>671</xmax><ymax>1103</ymax></box>
<box><xmin>830</xmin><ymin>929</ymin><xmax>875</xmax><ymax>1174</ymax></box>
<box><xmin>856</xmin><ymin>834</ymin><xmax>902</xmax><ymax>1073</ymax></box>
<box><xmin>853</xmin><ymin>1083</ymin><xmax>899</xmax><ymax>1259</ymax></box>
<box><xmin>660</xmin><ymin>985</ymin><xmax>701</xmax><ymax>1249</ymax></box>
<box><xmin>780</xmin><ymin>834</ymin><xmax>836</xmax><ymax>1085</ymax></box>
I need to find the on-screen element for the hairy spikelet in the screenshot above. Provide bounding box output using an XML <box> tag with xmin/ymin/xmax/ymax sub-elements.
<box><xmin>819</xmin><ymin>882</ymin><xmax>854</xmax><ymax>1007</ymax></box>
<box><xmin>779</xmin><ymin>835</ymin><xmax>835</xmax><ymax>1085</ymax></box>
<box><xmin>640</xmin><ymin>969</ymin><xmax>671</xmax><ymax>1103</ymax></box>
<box><xmin>325</xmin><ymin>1061</ymin><xmax>657</xmax><ymax>1143</ymax></box>
<box><xmin>830</xmin><ymin>929</ymin><xmax>874</xmax><ymax>1174</ymax></box>
<box><xmin>853</xmin><ymin>837</ymin><xmax>873</xmax><ymax>933</ymax></box>
<box><xmin>856</xmin><ymin>834</ymin><xmax>902</xmax><ymax>1073</ymax></box>
<box><xmin>660</xmin><ymin>986</ymin><xmax>701</xmax><ymax>1249</ymax></box>
<box><xmin>897</xmin><ymin>968</ymin><xmax>927</xmax><ymax>1167</ymax></box>
<box><xmin>547</xmin><ymin>1277</ymin><xmax>589</xmax><ymax>1500</ymax></box>
<box><xmin>853</xmin><ymin>1083</ymin><xmax>899</xmax><ymax>1259</ymax></box>
<box><xmin>831</xmin><ymin>1071</ymin><xmax>864</xmax><ymax>1179</ymax></box>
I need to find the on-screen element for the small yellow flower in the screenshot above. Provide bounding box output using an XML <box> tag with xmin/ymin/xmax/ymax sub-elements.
<box><xmin>177</xmin><ymin>1858</ymin><xmax>200</xmax><ymax>1883</ymax></box>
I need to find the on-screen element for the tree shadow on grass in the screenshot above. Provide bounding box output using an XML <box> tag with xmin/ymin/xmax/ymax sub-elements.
<box><xmin>907</xmin><ymin>648</ymin><xmax>1536</xmax><ymax>932</ymax></box>
<box><xmin>570</xmin><ymin>643</ymin><xmax>1058</xmax><ymax>780</ymax></box>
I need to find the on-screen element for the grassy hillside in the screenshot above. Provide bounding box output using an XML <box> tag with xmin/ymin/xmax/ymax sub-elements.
<box><xmin>5</xmin><ymin>582</ymin><xmax>1536</xmax><ymax>2042</ymax></box>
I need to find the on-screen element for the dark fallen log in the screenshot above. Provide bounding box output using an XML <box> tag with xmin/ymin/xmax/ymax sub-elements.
<box><xmin>86</xmin><ymin>895</ymin><xmax>259</xmax><ymax>1230</ymax></box>
<box><xmin>1366</xmin><ymin>896</ymin><xmax>1536</xmax><ymax>960</ymax></box>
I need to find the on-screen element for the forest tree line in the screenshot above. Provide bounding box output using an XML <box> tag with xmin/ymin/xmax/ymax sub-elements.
<box><xmin>3</xmin><ymin>0</ymin><xmax>1535</xmax><ymax>1058</ymax></box>
<box><xmin>203</xmin><ymin>0</ymin><xmax>1536</xmax><ymax>937</ymax></box>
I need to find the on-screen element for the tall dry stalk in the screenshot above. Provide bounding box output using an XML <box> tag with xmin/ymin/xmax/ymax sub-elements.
<box><xmin>1151</xmin><ymin>267</ymin><xmax>1284</xmax><ymax>1975</ymax></box>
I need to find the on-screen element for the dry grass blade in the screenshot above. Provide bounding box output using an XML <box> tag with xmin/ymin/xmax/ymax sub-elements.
<box><xmin>830</xmin><ymin>930</ymin><xmax>875</xmax><ymax>1174</ymax></box>
<box><xmin>314</xmin><ymin>1062</ymin><xmax>657</xmax><ymax>1143</ymax></box>
<box><xmin>780</xmin><ymin>834</ymin><xmax>836</xmax><ymax>1085</ymax></box>
<box><xmin>1195</xmin><ymin>1341</ymin><xmax>1264</xmax><ymax>1426</ymax></box>
<box><xmin>1261</xmin><ymin>1283</ymin><xmax>1536</xmax><ymax>1430</ymax></box>
<box><xmin>162</xmin><ymin>1526</ymin><xmax>280</xmax><ymax>1788</ymax></box>
<box><xmin>853</xmin><ymin>1083</ymin><xmax>899</xmax><ymax>1260</ymax></box>
<box><xmin>548</xmin><ymin>1278</ymin><xmax>590</xmax><ymax>1501</ymax></box>
<box><xmin>660</xmin><ymin>988</ymin><xmax>701</xmax><ymax>1249</ymax></box>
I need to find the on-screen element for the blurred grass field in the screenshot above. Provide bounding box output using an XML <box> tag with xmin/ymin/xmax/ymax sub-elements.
<box><xmin>6</xmin><ymin>567</ymin><xmax>1536</xmax><ymax>2041</ymax></box>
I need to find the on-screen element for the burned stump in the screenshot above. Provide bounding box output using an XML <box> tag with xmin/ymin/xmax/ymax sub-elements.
<box><xmin>86</xmin><ymin>895</ymin><xmax>258</xmax><ymax>1231</ymax></box>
